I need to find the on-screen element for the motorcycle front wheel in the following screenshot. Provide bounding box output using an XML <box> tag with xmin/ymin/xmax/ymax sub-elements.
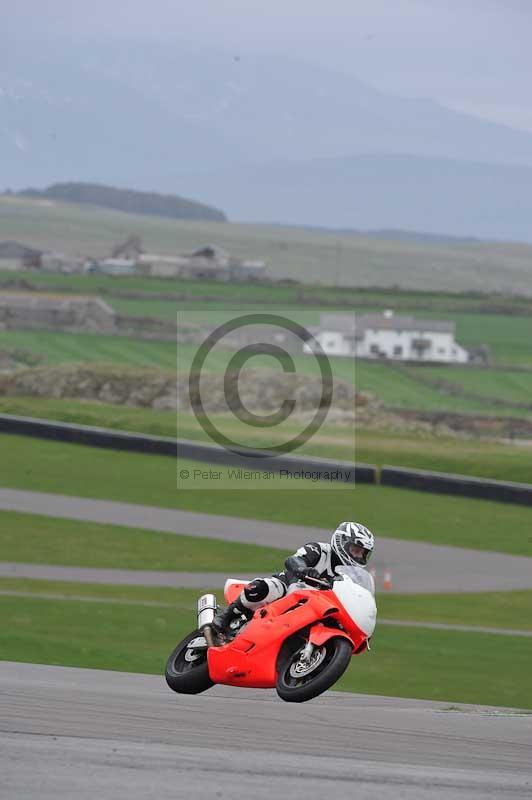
<box><xmin>165</xmin><ymin>629</ymin><xmax>214</xmax><ymax>695</ymax></box>
<box><xmin>276</xmin><ymin>636</ymin><xmax>352</xmax><ymax>703</ymax></box>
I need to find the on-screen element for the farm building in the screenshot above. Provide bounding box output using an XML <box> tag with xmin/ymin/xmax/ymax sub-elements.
<box><xmin>86</xmin><ymin>257</ymin><xmax>140</xmax><ymax>276</ymax></box>
<box><xmin>228</xmin><ymin>260</ymin><xmax>267</xmax><ymax>281</ymax></box>
<box><xmin>306</xmin><ymin>311</ymin><xmax>469</xmax><ymax>364</ymax></box>
<box><xmin>137</xmin><ymin>253</ymin><xmax>190</xmax><ymax>278</ymax></box>
<box><xmin>139</xmin><ymin>245</ymin><xmax>266</xmax><ymax>281</ymax></box>
<box><xmin>0</xmin><ymin>241</ymin><xmax>43</xmax><ymax>270</ymax></box>
<box><xmin>41</xmin><ymin>252</ymin><xmax>81</xmax><ymax>273</ymax></box>
<box><xmin>178</xmin><ymin>245</ymin><xmax>230</xmax><ymax>280</ymax></box>
<box><xmin>78</xmin><ymin>235</ymin><xmax>267</xmax><ymax>281</ymax></box>
<box><xmin>0</xmin><ymin>292</ymin><xmax>116</xmax><ymax>334</ymax></box>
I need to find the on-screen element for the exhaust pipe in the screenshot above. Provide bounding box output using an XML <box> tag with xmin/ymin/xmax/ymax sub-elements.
<box><xmin>198</xmin><ymin>594</ymin><xmax>217</xmax><ymax>647</ymax></box>
<box><xmin>197</xmin><ymin>593</ymin><xmax>217</xmax><ymax>628</ymax></box>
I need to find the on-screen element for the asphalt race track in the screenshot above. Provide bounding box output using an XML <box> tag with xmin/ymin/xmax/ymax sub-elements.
<box><xmin>2</xmin><ymin>488</ymin><xmax>532</xmax><ymax>593</ymax></box>
<box><xmin>1</xmin><ymin>662</ymin><xmax>531</xmax><ymax>800</ymax></box>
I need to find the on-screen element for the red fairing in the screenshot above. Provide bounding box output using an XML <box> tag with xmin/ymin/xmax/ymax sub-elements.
<box><xmin>309</xmin><ymin>623</ymin><xmax>365</xmax><ymax>652</ymax></box>
<box><xmin>224</xmin><ymin>581</ymin><xmax>248</xmax><ymax>605</ymax></box>
<box><xmin>207</xmin><ymin>587</ymin><xmax>366</xmax><ymax>689</ymax></box>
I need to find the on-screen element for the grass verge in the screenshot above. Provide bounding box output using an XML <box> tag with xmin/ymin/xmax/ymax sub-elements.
<box><xmin>2</xmin><ymin>396</ymin><xmax>532</xmax><ymax>483</ymax></box>
<box><xmin>1</xmin><ymin>590</ymin><xmax>530</xmax><ymax>708</ymax></box>
<box><xmin>0</xmin><ymin>511</ymin><xmax>287</xmax><ymax>573</ymax></box>
<box><xmin>337</xmin><ymin>625</ymin><xmax>532</xmax><ymax>708</ymax></box>
<box><xmin>377</xmin><ymin>590</ymin><xmax>532</xmax><ymax>631</ymax></box>
<box><xmin>1</xmin><ymin>435</ymin><xmax>532</xmax><ymax>556</ymax></box>
<box><xmin>2</xmin><ymin>578</ymin><xmax>532</xmax><ymax>632</ymax></box>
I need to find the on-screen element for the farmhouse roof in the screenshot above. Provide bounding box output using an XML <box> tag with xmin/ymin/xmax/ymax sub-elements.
<box><xmin>319</xmin><ymin>312</ymin><xmax>455</xmax><ymax>334</ymax></box>
<box><xmin>0</xmin><ymin>241</ymin><xmax>43</xmax><ymax>258</ymax></box>
<box><xmin>189</xmin><ymin>245</ymin><xmax>229</xmax><ymax>261</ymax></box>
<box><xmin>138</xmin><ymin>253</ymin><xmax>189</xmax><ymax>265</ymax></box>
<box><xmin>99</xmin><ymin>258</ymin><xmax>138</xmax><ymax>268</ymax></box>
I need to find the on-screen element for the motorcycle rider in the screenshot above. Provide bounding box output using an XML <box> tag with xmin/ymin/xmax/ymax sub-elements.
<box><xmin>211</xmin><ymin>521</ymin><xmax>375</xmax><ymax>634</ymax></box>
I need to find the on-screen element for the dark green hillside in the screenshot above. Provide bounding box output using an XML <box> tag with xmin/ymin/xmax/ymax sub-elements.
<box><xmin>19</xmin><ymin>182</ymin><xmax>227</xmax><ymax>223</ymax></box>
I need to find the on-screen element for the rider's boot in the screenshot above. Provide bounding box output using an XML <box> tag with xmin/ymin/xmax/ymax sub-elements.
<box><xmin>211</xmin><ymin>598</ymin><xmax>252</xmax><ymax>634</ymax></box>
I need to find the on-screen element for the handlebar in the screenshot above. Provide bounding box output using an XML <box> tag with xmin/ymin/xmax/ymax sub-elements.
<box><xmin>302</xmin><ymin>574</ymin><xmax>333</xmax><ymax>589</ymax></box>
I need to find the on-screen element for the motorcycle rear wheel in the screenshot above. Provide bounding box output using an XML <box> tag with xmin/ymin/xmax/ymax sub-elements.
<box><xmin>276</xmin><ymin>636</ymin><xmax>352</xmax><ymax>703</ymax></box>
<box><xmin>165</xmin><ymin>629</ymin><xmax>214</xmax><ymax>695</ymax></box>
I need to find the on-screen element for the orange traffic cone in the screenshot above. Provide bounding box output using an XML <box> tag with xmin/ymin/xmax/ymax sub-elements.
<box><xmin>383</xmin><ymin>570</ymin><xmax>393</xmax><ymax>591</ymax></box>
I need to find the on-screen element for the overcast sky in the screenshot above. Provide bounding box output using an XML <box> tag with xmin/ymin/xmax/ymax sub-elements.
<box><xmin>6</xmin><ymin>0</ymin><xmax>532</xmax><ymax>131</ymax></box>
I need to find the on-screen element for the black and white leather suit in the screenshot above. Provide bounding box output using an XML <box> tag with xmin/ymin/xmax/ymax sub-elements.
<box><xmin>238</xmin><ymin>542</ymin><xmax>343</xmax><ymax>614</ymax></box>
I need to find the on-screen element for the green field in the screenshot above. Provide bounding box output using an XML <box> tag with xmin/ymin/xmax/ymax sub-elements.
<box><xmin>0</xmin><ymin>578</ymin><xmax>211</xmax><ymax>606</ymax></box>
<box><xmin>107</xmin><ymin>302</ymin><xmax>532</xmax><ymax>371</ymax></box>
<box><xmin>0</xmin><ymin>329</ymin><xmax>178</xmax><ymax>368</ymax></box>
<box><xmin>377</xmin><ymin>590</ymin><xmax>532</xmax><ymax>631</ymax></box>
<box><xmin>337</xmin><ymin>624</ymin><xmax>532</xmax><ymax>708</ymax></box>
<box><xmin>1</xmin><ymin>394</ymin><xmax>529</xmax><ymax>711</ymax></box>
<box><xmin>353</xmin><ymin>362</ymin><xmax>531</xmax><ymax>415</ymax></box>
<box><xmin>92</xmin><ymin>295</ymin><xmax>532</xmax><ymax>370</ymax></box>
<box><xmin>405</xmin><ymin>311</ymin><xmax>532</xmax><ymax>369</ymax></box>
<box><xmin>406</xmin><ymin>363</ymin><xmax>532</xmax><ymax>406</ymax></box>
<box><xmin>0</xmin><ymin>510</ymin><xmax>288</xmax><ymax>573</ymax></box>
<box><xmin>1</xmin><ymin>434</ymin><xmax>532</xmax><ymax>556</ymax></box>
<box><xmin>2</xmin><ymin>326</ymin><xmax>532</xmax><ymax>418</ymax></box>
<box><xmin>3</xmin><ymin>194</ymin><xmax>532</xmax><ymax>294</ymax></box>
<box><xmin>3</xmin><ymin>194</ymin><xmax>532</xmax><ymax>370</ymax></box>
<box><xmin>0</xmin><ymin>267</ymin><xmax>305</xmax><ymax>301</ymax></box>
<box><xmin>2</xmin><ymin>510</ymin><xmax>531</xmax><ymax>632</ymax></box>
<box><xmin>4</xmin><ymin>262</ymin><xmax>532</xmax><ymax>316</ymax></box>
<box><xmin>2</xmin><ymin>576</ymin><xmax>532</xmax><ymax>633</ymax></box>
<box><xmin>2</xmin><ymin>396</ymin><xmax>532</xmax><ymax>483</ymax></box>
<box><xmin>1</xmin><ymin>587</ymin><xmax>530</xmax><ymax>708</ymax></box>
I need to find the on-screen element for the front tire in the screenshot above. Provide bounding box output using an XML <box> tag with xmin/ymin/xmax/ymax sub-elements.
<box><xmin>276</xmin><ymin>636</ymin><xmax>352</xmax><ymax>703</ymax></box>
<box><xmin>165</xmin><ymin>629</ymin><xmax>214</xmax><ymax>695</ymax></box>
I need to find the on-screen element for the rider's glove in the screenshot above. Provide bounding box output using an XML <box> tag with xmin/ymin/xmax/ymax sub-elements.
<box><xmin>285</xmin><ymin>555</ymin><xmax>309</xmax><ymax>580</ymax></box>
<box><xmin>285</xmin><ymin>556</ymin><xmax>321</xmax><ymax>582</ymax></box>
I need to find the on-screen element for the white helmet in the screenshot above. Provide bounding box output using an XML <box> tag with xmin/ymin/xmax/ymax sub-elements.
<box><xmin>331</xmin><ymin>521</ymin><xmax>375</xmax><ymax>568</ymax></box>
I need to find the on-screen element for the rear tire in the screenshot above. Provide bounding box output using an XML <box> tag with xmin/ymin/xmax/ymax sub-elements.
<box><xmin>165</xmin><ymin>629</ymin><xmax>214</xmax><ymax>695</ymax></box>
<box><xmin>276</xmin><ymin>636</ymin><xmax>352</xmax><ymax>703</ymax></box>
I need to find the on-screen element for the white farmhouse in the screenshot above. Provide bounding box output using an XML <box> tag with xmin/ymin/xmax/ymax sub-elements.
<box><xmin>307</xmin><ymin>311</ymin><xmax>469</xmax><ymax>364</ymax></box>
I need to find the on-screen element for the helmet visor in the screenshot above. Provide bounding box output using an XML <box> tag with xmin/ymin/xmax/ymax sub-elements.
<box><xmin>347</xmin><ymin>542</ymin><xmax>371</xmax><ymax>565</ymax></box>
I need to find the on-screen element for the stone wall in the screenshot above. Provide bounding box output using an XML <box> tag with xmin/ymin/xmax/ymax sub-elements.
<box><xmin>1</xmin><ymin>363</ymin><xmax>508</xmax><ymax>437</ymax></box>
<box><xmin>0</xmin><ymin>293</ymin><xmax>116</xmax><ymax>334</ymax></box>
<box><xmin>0</xmin><ymin>364</ymin><xmax>361</xmax><ymax>415</ymax></box>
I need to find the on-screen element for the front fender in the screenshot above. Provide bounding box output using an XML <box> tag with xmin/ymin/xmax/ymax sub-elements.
<box><xmin>309</xmin><ymin>624</ymin><xmax>355</xmax><ymax>650</ymax></box>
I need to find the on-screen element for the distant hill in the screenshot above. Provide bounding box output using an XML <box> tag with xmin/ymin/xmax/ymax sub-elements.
<box><xmin>172</xmin><ymin>154</ymin><xmax>532</xmax><ymax>241</ymax></box>
<box><xmin>18</xmin><ymin>183</ymin><xmax>227</xmax><ymax>223</ymax></box>
<box><xmin>270</xmin><ymin>224</ymin><xmax>481</xmax><ymax>245</ymax></box>
<box><xmin>6</xmin><ymin>37</ymin><xmax>532</xmax><ymax>198</ymax></box>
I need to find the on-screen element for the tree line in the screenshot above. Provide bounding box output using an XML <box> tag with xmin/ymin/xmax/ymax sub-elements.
<box><xmin>19</xmin><ymin>182</ymin><xmax>227</xmax><ymax>223</ymax></box>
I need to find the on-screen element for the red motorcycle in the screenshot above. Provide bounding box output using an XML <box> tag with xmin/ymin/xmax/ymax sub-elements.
<box><xmin>165</xmin><ymin>566</ymin><xmax>377</xmax><ymax>703</ymax></box>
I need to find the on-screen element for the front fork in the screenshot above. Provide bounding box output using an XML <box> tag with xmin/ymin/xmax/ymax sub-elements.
<box><xmin>299</xmin><ymin>641</ymin><xmax>315</xmax><ymax>664</ymax></box>
<box><xmin>204</xmin><ymin>626</ymin><xmax>215</xmax><ymax>647</ymax></box>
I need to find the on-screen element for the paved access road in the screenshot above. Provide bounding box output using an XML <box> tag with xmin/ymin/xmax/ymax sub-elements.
<box><xmin>2</xmin><ymin>488</ymin><xmax>532</xmax><ymax>593</ymax></box>
<box><xmin>1</xmin><ymin>662</ymin><xmax>531</xmax><ymax>800</ymax></box>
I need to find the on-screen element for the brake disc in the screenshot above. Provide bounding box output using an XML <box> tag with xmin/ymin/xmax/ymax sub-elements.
<box><xmin>184</xmin><ymin>648</ymin><xmax>203</xmax><ymax>663</ymax></box>
<box><xmin>289</xmin><ymin>646</ymin><xmax>326</xmax><ymax>678</ymax></box>
<box><xmin>184</xmin><ymin>637</ymin><xmax>207</xmax><ymax>663</ymax></box>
